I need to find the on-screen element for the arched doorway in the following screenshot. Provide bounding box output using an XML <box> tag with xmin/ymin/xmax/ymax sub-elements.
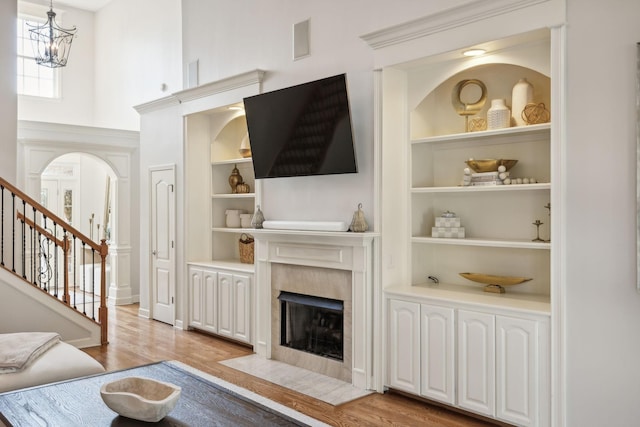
<box><xmin>18</xmin><ymin>120</ymin><xmax>139</xmax><ymax>306</ymax></box>
<box><xmin>41</xmin><ymin>153</ymin><xmax>116</xmax><ymax>302</ymax></box>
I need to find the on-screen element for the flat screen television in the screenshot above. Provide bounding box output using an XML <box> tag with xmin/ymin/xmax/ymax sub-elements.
<box><xmin>243</xmin><ymin>73</ymin><xmax>358</xmax><ymax>179</ymax></box>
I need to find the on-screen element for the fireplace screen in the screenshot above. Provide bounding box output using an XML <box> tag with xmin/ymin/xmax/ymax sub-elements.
<box><xmin>278</xmin><ymin>291</ymin><xmax>344</xmax><ymax>361</ymax></box>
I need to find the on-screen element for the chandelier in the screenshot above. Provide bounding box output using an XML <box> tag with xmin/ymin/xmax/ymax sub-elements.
<box><xmin>27</xmin><ymin>1</ymin><xmax>77</xmax><ymax>68</ymax></box>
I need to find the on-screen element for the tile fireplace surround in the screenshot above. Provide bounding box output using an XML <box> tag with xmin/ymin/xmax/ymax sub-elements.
<box><xmin>253</xmin><ymin>229</ymin><xmax>379</xmax><ymax>391</ymax></box>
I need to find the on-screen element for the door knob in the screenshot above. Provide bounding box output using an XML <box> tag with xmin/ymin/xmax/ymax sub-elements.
<box><xmin>152</xmin><ymin>250</ymin><xmax>157</xmax><ymax>256</ymax></box>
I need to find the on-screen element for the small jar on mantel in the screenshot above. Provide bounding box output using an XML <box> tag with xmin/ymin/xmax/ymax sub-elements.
<box><xmin>487</xmin><ymin>98</ymin><xmax>511</xmax><ymax>130</ymax></box>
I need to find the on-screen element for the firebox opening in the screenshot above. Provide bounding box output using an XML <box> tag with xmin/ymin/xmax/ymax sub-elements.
<box><xmin>278</xmin><ymin>291</ymin><xmax>344</xmax><ymax>362</ymax></box>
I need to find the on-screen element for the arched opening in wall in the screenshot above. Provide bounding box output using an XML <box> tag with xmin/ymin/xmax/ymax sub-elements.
<box><xmin>40</xmin><ymin>153</ymin><xmax>117</xmax><ymax>309</ymax></box>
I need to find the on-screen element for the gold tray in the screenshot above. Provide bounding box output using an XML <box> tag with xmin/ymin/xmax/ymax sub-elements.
<box><xmin>459</xmin><ymin>272</ymin><xmax>531</xmax><ymax>293</ymax></box>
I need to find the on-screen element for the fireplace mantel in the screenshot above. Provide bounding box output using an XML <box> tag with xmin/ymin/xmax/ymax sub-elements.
<box><xmin>253</xmin><ymin>229</ymin><xmax>380</xmax><ymax>391</ymax></box>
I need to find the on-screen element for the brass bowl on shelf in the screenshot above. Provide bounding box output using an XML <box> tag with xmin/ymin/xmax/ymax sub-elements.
<box><xmin>465</xmin><ymin>159</ymin><xmax>518</xmax><ymax>173</ymax></box>
<box><xmin>459</xmin><ymin>272</ymin><xmax>531</xmax><ymax>293</ymax></box>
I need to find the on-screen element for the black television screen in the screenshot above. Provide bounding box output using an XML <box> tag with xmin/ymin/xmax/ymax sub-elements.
<box><xmin>243</xmin><ymin>74</ymin><xmax>357</xmax><ymax>179</ymax></box>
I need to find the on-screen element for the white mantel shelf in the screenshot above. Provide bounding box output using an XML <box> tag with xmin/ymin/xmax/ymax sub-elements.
<box><xmin>250</xmin><ymin>229</ymin><xmax>379</xmax><ymax>240</ymax></box>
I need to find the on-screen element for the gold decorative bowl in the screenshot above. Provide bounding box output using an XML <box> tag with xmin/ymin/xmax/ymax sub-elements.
<box><xmin>100</xmin><ymin>376</ymin><xmax>181</xmax><ymax>422</ymax></box>
<box><xmin>465</xmin><ymin>159</ymin><xmax>518</xmax><ymax>173</ymax></box>
<box><xmin>459</xmin><ymin>272</ymin><xmax>531</xmax><ymax>293</ymax></box>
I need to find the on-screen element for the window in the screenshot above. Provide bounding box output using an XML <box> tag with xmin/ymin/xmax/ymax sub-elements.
<box><xmin>17</xmin><ymin>15</ymin><xmax>59</xmax><ymax>98</ymax></box>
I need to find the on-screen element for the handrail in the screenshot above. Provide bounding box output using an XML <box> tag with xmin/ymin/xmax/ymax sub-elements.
<box><xmin>0</xmin><ymin>176</ymin><xmax>108</xmax><ymax>345</ymax></box>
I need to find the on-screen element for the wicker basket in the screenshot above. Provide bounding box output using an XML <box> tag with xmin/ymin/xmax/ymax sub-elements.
<box><xmin>239</xmin><ymin>233</ymin><xmax>254</xmax><ymax>264</ymax></box>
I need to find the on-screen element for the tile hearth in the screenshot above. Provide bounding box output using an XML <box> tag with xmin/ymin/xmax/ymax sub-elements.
<box><xmin>220</xmin><ymin>354</ymin><xmax>372</xmax><ymax>406</ymax></box>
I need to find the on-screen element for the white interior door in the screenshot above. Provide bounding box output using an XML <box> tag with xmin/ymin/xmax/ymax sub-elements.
<box><xmin>150</xmin><ymin>166</ymin><xmax>176</xmax><ymax>325</ymax></box>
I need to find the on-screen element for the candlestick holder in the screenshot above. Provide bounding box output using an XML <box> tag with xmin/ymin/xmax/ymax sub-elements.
<box><xmin>532</xmin><ymin>219</ymin><xmax>544</xmax><ymax>242</ymax></box>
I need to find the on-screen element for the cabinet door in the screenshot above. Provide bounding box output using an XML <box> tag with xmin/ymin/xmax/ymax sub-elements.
<box><xmin>202</xmin><ymin>269</ymin><xmax>218</xmax><ymax>333</ymax></box>
<box><xmin>188</xmin><ymin>267</ymin><xmax>203</xmax><ymax>328</ymax></box>
<box><xmin>421</xmin><ymin>304</ymin><xmax>455</xmax><ymax>405</ymax></box>
<box><xmin>458</xmin><ymin>309</ymin><xmax>495</xmax><ymax>417</ymax></box>
<box><xmin>496</xmin><ymin>315</ymin><xmax>538</xmax><ymax>427</ymax></box>
<box><xmin>232</xmin><ymin>273</ymin><xmax>251</xmax><ymax>343</ymax></box>
<box><xmin>388</xmin><ymin>299</ymin><xmax>421</xmax><ymax>394</ymax></box>
<box><xmin>217</xmin><ymin>272</ymin><xmax>234</xmax><ymax>338</ymax></box>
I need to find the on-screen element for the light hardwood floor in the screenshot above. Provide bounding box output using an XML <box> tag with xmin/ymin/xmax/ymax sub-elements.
<box><xmin>83</xmin><ymin>304</ymin><xmax>499</xmax><ymax>427</ymax></box>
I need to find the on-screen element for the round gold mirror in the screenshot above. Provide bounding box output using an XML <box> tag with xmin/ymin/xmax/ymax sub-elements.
<box><xmin>451</xmin><ymin>79</ymin><xmax>487</xmax><ymax>131</ymax></box>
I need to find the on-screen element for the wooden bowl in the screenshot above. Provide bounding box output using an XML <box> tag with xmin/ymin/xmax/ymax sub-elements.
<box><xmin>459</xmin><ymin>272</ymin><xmax>531</xmax><ymax>293</ymax></box>
<box><xmin>100</xmin><ymin>376</ymin><xmax>181</xmax><ymax>422</ymax></box>
<box><xmin>465</xmin><ymin>159</ymin><xmax>518</xmax><ymax>173</ymax></box>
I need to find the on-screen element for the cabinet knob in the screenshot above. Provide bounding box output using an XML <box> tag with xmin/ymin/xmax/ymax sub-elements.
<box><xmin>152</xmin><ymin>250</ymin><xmax>157</xmax><ymax>256</ymax></box>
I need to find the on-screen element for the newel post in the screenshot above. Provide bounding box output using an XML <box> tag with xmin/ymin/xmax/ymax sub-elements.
<box><xmin>99</xmin><ymin>239</ymin><xmax>109</xmax><ymax>345</ymax></box>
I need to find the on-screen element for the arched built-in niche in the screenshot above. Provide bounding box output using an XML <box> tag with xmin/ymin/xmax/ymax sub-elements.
<box><xmin>412</xmin><ymin>64</ymin><xmax>551</xmax><ymax>138</ymax></box>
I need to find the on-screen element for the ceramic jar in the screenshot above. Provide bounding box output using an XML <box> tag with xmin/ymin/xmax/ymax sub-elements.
<box><xmin>511</xmin><ymin>78</ymin><xmax>534</xmax><ymax>126</ymax></box>
<box><xmin>240</xmin><ymin>213</ymin><xmax>253</xmax><ymax>228</ymax></box>
<box><xmin>228</xmin><ymin>164</ymin><xmax>243</xmax><ymax>194</ymax></box>
<box><xmin>225</xmin><ymin>209</ymin><xmax>244</xmax><ymax>228</ymax></box>
<box><xmin>487</xmin><ymin>98</ymin><xmax>510</xmax><ymax>130</ymax></box>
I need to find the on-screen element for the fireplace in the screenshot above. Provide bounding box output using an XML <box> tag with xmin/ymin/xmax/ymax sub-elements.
<box><xmin>278</xmin><ymin>291</ymin><xmax>344</xmax><ymax>361</ymax></box>
<box><xmin>253</xmin><ymin>230</ymin><xmax>379</xmax><ymax>391</ymax></box>
<box><xmin>271</xmin><ymin>263</ymin><xmax>352</xmax><ymax>382</ymax></box>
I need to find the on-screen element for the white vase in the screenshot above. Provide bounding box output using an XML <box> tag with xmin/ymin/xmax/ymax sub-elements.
<box><xmin>225</xmin><ymin>209</ymin><xmax>244</xmax><ymax>228</ymax></box>
<box><xmin>240</xmin><ymin>213</ymin><xmax>253</xmax><ymax>228</ymax></box>
<box><xmin>487</xmin><ymin>99</ymin><xmax>510</xmax><ymax>130</ymax></box>
<box><xmin>511</xmin><ymin>78</ymin><xmax>534</xmax><ymax>126</ymax></box>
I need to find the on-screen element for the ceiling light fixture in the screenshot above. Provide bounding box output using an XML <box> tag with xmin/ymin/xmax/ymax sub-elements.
<box><xmin>27</xmin><ymin>0</ymin><xmax>77</xmax><ymax>68</ymax></box>
<box><xmin>462</xmin><ymin>48</ymin><xmax>486</xmax><ymax>57</ymax></box>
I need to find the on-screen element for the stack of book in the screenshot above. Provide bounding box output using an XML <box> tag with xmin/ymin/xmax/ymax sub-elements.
<box><xmin>467</xmin><ymin>171</ymin><xmax>503</xmax><ymax>186</ymax></box>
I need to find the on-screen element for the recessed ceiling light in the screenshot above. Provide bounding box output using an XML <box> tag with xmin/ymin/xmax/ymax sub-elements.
<box><xmin>462</xmin><ymin>48</ymin><xmax>486</xmax><ymax>57</ymax></box>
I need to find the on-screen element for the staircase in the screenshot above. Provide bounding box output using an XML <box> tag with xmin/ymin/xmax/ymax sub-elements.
<box><xmin>0</xmin><ymin>177</ymin><xmax>108</xmax><ymax>346</ymax></box>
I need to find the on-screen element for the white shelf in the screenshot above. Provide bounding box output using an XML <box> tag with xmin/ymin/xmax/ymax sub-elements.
<box><xmin>212</xmin><ymin>227</ymin><xmax>257</xmax><ymax>234</ymax></box>
<box><xmin>411</xmin><ymin>236</ymin><xmax>550</xmax><ymax>250</ymax></box>
<box><xmin>211</xmin><ymin>193</ymin><xmax>255</xmax><ymax>199</ymax></box>
<box><xmin>188</xmin><ymin>259</ymin><xmax>255</xmax><ymax>274</ymax></box>
<box><xmin>385</xmin><ymin>283</ymin><xmax>550</xmax><ymax>315</ymax></box>
<box><xmin>211</xmin><ymin>157</ymin><xmax>253</xmax><ymax>166</ymax></box>
<box><xmin>412</xmin><ymin>183</ymin><xmax>550</xmax><ymax>193</ymax></box>
<box><xmin>411</xmin><ymin>123</ymin><xmax>550</xmax><ymax>145</ymax></box>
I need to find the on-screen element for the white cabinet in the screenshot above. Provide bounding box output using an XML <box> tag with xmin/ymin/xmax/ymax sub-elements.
<box><xmin>457</xmin><ymin>309</ymin><xmax>495</xmax><ymax>417</ymax></box>
<box><xmin>217</xmin><ymin>271</ymin><xmax>251</xmax><ymax>343</ymax></box>
<box><xmin>188</xmin><ymin>263</ymin><xmax>252</xmax><ymax>345</ymax></box>
<box><xmin>421</xmin><ymin>304</ymin><xmax>455</xmax><ymax>405</ymax></box>
<box><xmin>388</xmin><ymin>299</ymin><xmax>421</xmax><ymax>394</ymax></box>
<box><xmin>386</xmin><ymin>291</ymin><xmax>549</xmax><ymax>426</ymax></box>
<box><xmin>496</xmin><ymin>315</ymin><xmax>544</xmax><ymax>427</ymax></box>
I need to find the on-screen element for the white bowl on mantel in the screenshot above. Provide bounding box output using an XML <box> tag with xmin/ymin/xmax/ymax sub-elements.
<box><xmin>100</xmin><ymin>376</ymin><xmax>181</xmax><ymax>422</ymax></box>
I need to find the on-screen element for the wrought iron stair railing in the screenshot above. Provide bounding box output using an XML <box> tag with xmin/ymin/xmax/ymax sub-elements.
<box><xmin>0</xmin><ymin>177</ymin><xmax>108</xmax><ymax>345</ymax></box>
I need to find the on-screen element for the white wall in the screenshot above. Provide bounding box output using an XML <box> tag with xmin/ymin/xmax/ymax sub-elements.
<box><xmin>180</xmin><ymin>0</ymin><xmax>468</xmax><ymax>225</ymax></box>
<box><xmin>94</xmin><ymin>0</ymin><xmax>182</xmax><ymax>130</ymax></box>
<box><xmin>565</xmin><ymin>0</ymin><xmax>640</xmax><ymax>425</ymax></box>
<box><xmin>17</xmin><ymin>2</ymin><xmax>95</xmax><ymax>126</ymax></box>
<box><xmin>17</xmin><ymin>0</ymin><xmax>182</xmax><ymax>132</ymax></box>
<box><xmin>0</xmin><ymin>0</ymin><xmax>17</xmax><ymax>181</ymax></box>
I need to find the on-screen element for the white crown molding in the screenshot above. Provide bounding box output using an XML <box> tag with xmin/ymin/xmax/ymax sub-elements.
<box><xmin>133</xmin><ymin>95</ymin><xmax>180</xmax><ymax>115</ymax></box>
<box><xmin>360</xmin><ymin>0</ymin><xmax>551</xmax><ymax>49</ymax></box>
<box><xmin>173</xmin><ymin>69</ymin><xmax>265</xmax><ymax>104</ymax></box>
<box><xmin>133</xmin><ymin>69</ymin><xmax>266</xmax><ymax>114</ymax></box>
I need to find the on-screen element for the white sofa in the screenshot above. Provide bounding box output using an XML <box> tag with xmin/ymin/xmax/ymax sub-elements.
<box><xmin>0</xmin><ymin>341</ymin><xmax>105</xmax><ymax>393</ymax></box>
